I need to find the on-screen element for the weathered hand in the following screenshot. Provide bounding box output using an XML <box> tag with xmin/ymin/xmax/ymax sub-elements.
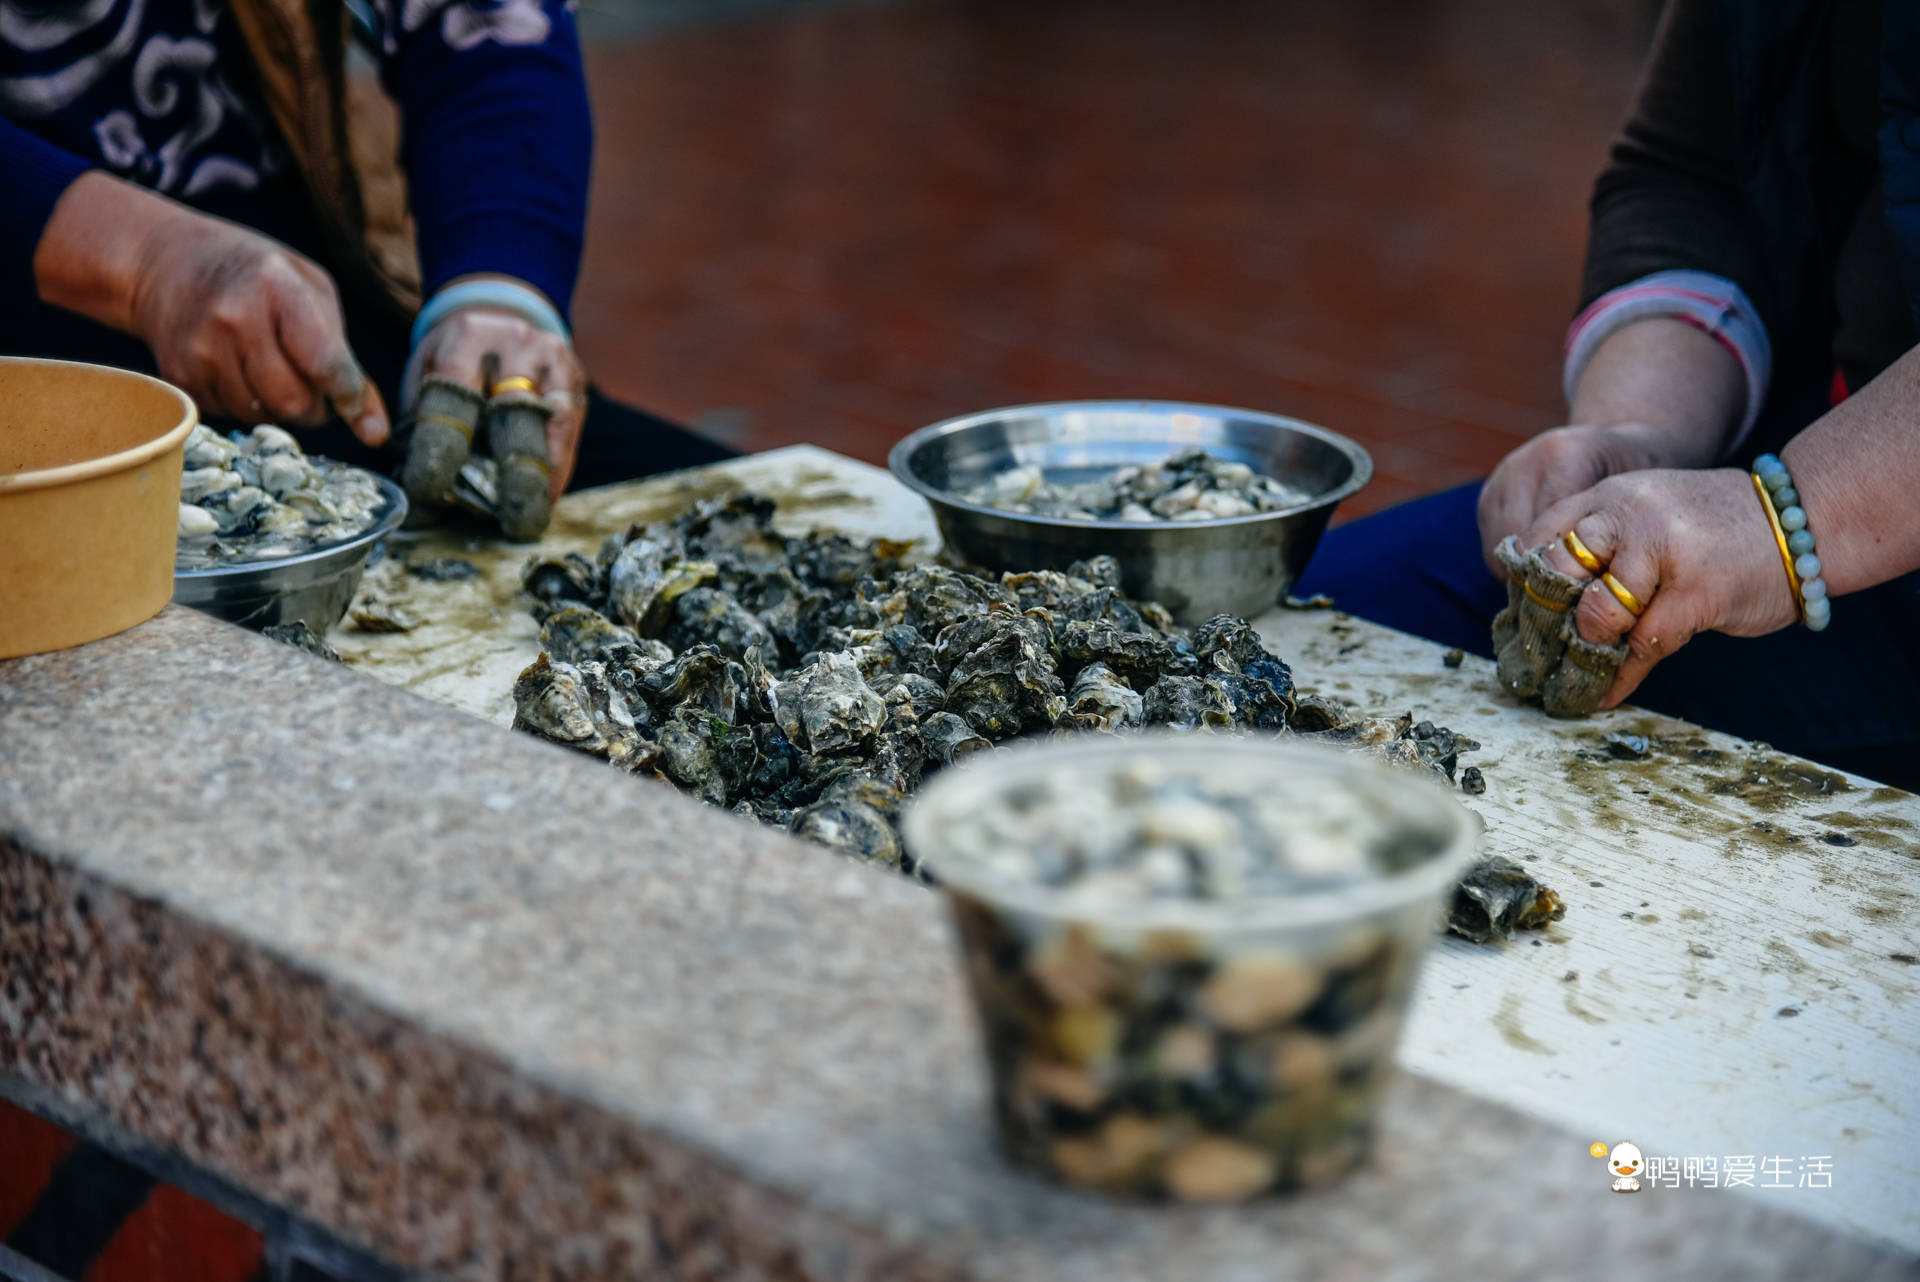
<box><xmin>1476</xmin><ymin>422</ymin><xmax>1694</xmax><ymax>579</ymax></box>
<box><xmin>1519</xmin><ymin>468</ymin><xmax>1800</xmax><ymax>708</ymax></box>
<box><xmin>128</xmin><ymin>211</ymin><xmax>388</xmax><ymax>444</ymax></box>
<box><xmin>403</xmin><ymin>292</ymin><xmax>587</xmax><ymax>500</ymax></box>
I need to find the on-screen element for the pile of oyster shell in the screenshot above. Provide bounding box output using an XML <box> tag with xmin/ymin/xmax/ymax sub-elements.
<box><xmin>175</xmin><ymin>425</ymin><xmax>387</xmax><ymax>571</ymax></box>
<box><xmin>961</xmin><ymin>446</ymin><xmax>1314</xmax><ymax>522</ymax></box>
<box><xmin>509</xmin><ymin>494</ymin><xmax>1477</xmax><ymax>878</ymax></box>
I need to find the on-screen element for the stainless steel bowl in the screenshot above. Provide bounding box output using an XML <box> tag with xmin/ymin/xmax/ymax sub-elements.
<box><xmin>888</xmin><ymin>401</ymin><xmax>1372</xmax><ymax>622</ymax></box>
<box><xmin>171</xmin><ymin>473</ymin><xmax>408</xmax><ymax>632</ymax></box>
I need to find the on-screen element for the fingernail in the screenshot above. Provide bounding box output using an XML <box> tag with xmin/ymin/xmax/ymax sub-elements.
<box><xmin>358</xmin><ymin>412</ymin><xmax>389</xmax><ymax>445</ymax></box>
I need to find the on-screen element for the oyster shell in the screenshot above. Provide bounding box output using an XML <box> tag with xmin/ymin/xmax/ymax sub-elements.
<box><xmin>523</xmin><ymin>552</ymin><xmax>603</xmax><ymax>607</ymax></box>
<box><xmin>499</xmin><ymin>491</ymin><xmax>1485</xmax><ymax>896</ymax></box>
<box><xmin>921</xmin><ymin>711</ymin><xmax>991</xmax><ymax>767</ymax></box>
<box><xmin>771</xmin><ymin>652</ymin><xmax>887</xmax><ymax>755</ymax></box>
<box><xmin>666</xmin><ymin>587</ymin><xmax>776</xmax><ymax>661</ymax></box>
<box><xmin>511</xmin><ymin>656</ymin><xmax>656</xmax><ymax>772</ymax></box>
<box><xmin>639</xmin><ymin>644</ymin><xmax>745</xmax><ymax>725</ymax></box>
<box><xmin>1066</xmin><ymin>662</ymin><xmax>1144</xmax><ymax>733</ymax></box>
<box><xmin>1057</xmin><ymin>619</ymin><xmax>1185</xmax><ymax>688</ymax></box>
<box><xmin>867</xmin><ymin>671</ymin><xmax>946</xmax><ymax>722</ymax></box>
<box><xmin>939</xmin><ymin>608</ymin><xmax>1066</xmax><ymax>738</ymax></box>
<box><xmin>791</xmin><ymin>797</ymin><xmax>902</xmax><ymax>870</ymax></box>
<box><xmin>539</xmin><ymin>604</ymin><xmax>640</xmax><ymax>665</ymax></box>
<box><xmin>607</xmin><ymin>528</ymin><xmax>709</xmax><ymax>633</ymax></box>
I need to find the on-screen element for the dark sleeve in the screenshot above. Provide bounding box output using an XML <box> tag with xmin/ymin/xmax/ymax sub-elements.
<box><xmin>381</xmin><ymin>0</ymin><xmax>593</xmax><ymax>320</ymax></box>
<box><xmin>1</xmin><ymin>118</ymin><xmax>94</xmax><ymax>307</ymax></box>
<box><xmin>1581</xmin><ymin>0</ymin><xmax>1775</xmax><ymax>323</ymax></box>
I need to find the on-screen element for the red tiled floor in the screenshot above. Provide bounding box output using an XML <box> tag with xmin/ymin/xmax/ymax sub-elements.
<box><xmin>575</xmin><ymin>0</ymin><xmax>1652</xmax><ymax>517</ymax></box>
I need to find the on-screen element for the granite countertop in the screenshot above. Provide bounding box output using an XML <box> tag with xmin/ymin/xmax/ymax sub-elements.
<box><xmin>1</xmin><ymin>607</ymin><xmax>1911</xmax><ymax>1281</ymax></box>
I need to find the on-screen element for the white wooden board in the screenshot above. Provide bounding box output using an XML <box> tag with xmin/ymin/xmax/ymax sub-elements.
<box><xmin>332</xmin><ymin>446</ymin><xmax>1920</xmax><ymax>1252</ymax></box>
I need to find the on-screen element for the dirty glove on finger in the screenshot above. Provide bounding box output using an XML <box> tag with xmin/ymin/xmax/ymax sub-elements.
<box><xmin>1540</xmin><ymin>629</ymin><xmax>1628</xmax><ymax>719</ymax></box>
<box><xmin>1491</xmin><ymin>536</ymin><xmax>1583</xmax><ymax>699</ymax></box>
<box><xmin>487</xmin><ymin>388</ymin><xmax>555</xmax><ymax>542</ymax></box>
<box><xmin>399</xmin><ymin>377</ymin><xmax>484</xmax><ymax>513</ymax></box>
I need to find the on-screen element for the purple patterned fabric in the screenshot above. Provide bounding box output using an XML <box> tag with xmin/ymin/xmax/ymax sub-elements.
<box><xmin>0</xmin><ymin>0</ymin><xmax>589</xmax><ymax>321</ymax></box>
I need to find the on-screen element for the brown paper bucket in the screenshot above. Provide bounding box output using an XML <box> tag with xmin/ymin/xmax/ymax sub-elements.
<box><xmin>0</xmin><ymin>358</ymin><xmax>197</xmax><ymax>658</ymax></box>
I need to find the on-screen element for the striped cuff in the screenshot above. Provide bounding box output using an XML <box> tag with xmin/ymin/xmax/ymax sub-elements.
<box><xmin>1563</xmin><ymin>270</ymin><xmax>1772</xmax><ymax>453</ymax></box>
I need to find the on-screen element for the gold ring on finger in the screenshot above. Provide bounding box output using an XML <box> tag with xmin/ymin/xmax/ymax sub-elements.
<box><xmin>1600</xmin><ymin>571</ymin><xmax>1646</xmax><ymax>617</ymax></box>
<box><xmin>1521</xmin><ymin>580</ymin><xmax>1572</xmax><ymax>613</ymax></box>
<box><xmin>490</xmin><ymin>375</ymin><xmax>538</xmax><ymax>397</ymax></box>
<box><xmin>1563</xmin><ymin>528</ymin><xmax>1605</xmax><ymax>575</ymax></box>
<box><xmin>415</xmin><ymin>410</ymin><xmax>477</xmax><ymax>443</ymax></box>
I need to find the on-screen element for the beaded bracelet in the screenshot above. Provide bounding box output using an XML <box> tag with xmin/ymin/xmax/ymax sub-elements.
<box><xmin>1752</xmin><ymin>453</ymin><xmax>1830</xmax><ymax>632</ymax></box>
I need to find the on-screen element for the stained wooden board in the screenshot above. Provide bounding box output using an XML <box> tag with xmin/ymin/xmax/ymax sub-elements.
<box><xmin>331</xmin><ymin>445</ymin><xmax>1920</xmax><ymax>1252</ymax></box>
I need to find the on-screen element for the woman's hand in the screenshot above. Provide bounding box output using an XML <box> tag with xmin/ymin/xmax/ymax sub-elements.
<box><xmin>403</xmin><ymin>279</ymin><xmax>587</xmax><ymax>500</ymax></box>
<box><xmin>1519</xmin><ymin>468</ymin><xmax>1800</xmax><ymax>707</ymax></box>
<box><xmin>35</xmin><ymin>171</ymin><xmax>388</xmax><ymax>443</ymax></box>
<box><xmin>1478</xmin><ymin>315</ymin><xmax>1752</xmax><ymax>578</ymax></box>
<box><xmin>1476</xmin><ymin>422</ymin><xmax>1693</xmax><ymax>577</ymax></box>
<box><xmin>130</xmin><ymin>218</ymin><xmax>388</xmax><ymax>444</ymax></box>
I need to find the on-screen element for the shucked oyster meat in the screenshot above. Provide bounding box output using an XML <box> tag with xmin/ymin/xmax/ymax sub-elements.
<box><xmin>176</xmin><ymin>425</ymin><xmax>388</xmax><ymax>570</ymax></box>
<box><xmin>962</xmin><ymin>446</ymin><xmax>1314</xmax><ymax>522</ymax></box>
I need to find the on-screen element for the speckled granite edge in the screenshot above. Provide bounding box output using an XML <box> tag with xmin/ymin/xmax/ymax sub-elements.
<box><xmin>2</xmin><ymin>608</ymin><xmax>1913</xmax><ymax>1282</ymax></box>
<box><xmin>0</xmin><ymin>840</ymin><xmax>959</xmax><ymax>1281</ymax></box>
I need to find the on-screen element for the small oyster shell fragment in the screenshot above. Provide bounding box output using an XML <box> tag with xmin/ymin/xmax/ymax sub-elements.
<box><xmin>1446</xmin><ymin>855</ymin><xmax>1565</xmax><ymax>943</ymax></box>
<box><xmin>407</xmin><ymin>557</ymin><xmax>480</xmax><ymax>582</ymax></box>
<box><xmin>349</xmin><ymin>598</ymin><xmax>420</xmax><ymax>633</ymax></box>
<box><xmin>262</xmin><ymin>620</ymin><xmax>342</xmax><ymax>662</ymax></box>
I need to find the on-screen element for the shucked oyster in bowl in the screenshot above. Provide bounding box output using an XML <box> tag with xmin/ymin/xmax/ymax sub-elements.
<box><xmin>889</xmin><ymin>401</ymin><xmax>1371</xmax><ymax>623</ymax></box>
<box><xmin>902</xmin><ymin>733</ymin><xmax>1477</xmax><ymax>1202</ymax></box>
<box><xmin>172</xmin><ymin>424</ymin><xmax>406</xmax><ymax>632</ymax></box>
<box><xmin>962</xmin><ymin>445</ymin><xmax>1315</xmax><ymax>523</ymax></box>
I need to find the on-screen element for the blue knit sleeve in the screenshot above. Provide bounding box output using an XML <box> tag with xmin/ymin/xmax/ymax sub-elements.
<box><xmin>378</xmin><ymin>0</ymin><xmax>593</xmax><ymax>321</ymax></box>
<box><xmin>1</xmin><ymin>118</ymin><xmax>94</xmax><ymax>307</ymax></box>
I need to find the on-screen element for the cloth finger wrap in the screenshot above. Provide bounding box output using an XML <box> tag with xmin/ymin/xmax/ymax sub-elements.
<box><xmin>1490</xmin><ymin>535</ymin><xmax>1628</xmax><ymax>718</ymax></box>
<box><xmin>487</xmin><ymin>391</ymin><xmax>555</xmax><ymax>542</ymax></box>
<box><xmin>400</xmin><ymin>377</ymin><xmax>483</xmax><ymax>514</ymax></box>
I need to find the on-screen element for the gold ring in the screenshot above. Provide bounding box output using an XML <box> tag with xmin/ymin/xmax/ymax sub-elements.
<box><xmin>1520</xmin><ymin>580</ymin><xmax>1572</xmax><ymax>613</ymax></box>
<box><xmin>490</xmin><ymin>375</ymin><xmax>538</xmax><ymax>397</ymax></box>
<box><xmin>502</xmin><ymin>451</ymin><xmax>553</xmax><ymax>476</ymax></box>
<box><xmin>415</xmin><ymin>410</ymin><xmax>476</xmax><ymax>443</ymax></box>
<box><xmin>1563</xmin><ymin>528</ymin><xmax>1605</xmax><ymax>574</ymax></box>
<box><xmin>1600</xmin><ymin>572</ymin><xmax>1646</xmax><ymax>617</ymax></box>
<box><xmin>1752</xmin><ymin>473</ymin><xmax>1806</xmax><ymax>624</ymax></box>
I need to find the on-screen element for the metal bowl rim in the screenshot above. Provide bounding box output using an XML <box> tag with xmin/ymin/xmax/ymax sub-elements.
<box><xmin>887</xmin><ymin>399</ymin><xmax>1375</xmax><ymax>533</ymax></box>
<box><xmin>173</xmin><ymin>468</ymin><xmax>408</xmax><ymax>585</ymax></box>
